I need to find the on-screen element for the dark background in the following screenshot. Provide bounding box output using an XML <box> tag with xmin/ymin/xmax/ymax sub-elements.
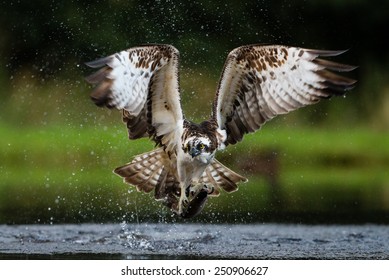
<box><xmin>1</xmin><ymin>0</ymin><xmax>388</xmax><ymax>124</ymax></box>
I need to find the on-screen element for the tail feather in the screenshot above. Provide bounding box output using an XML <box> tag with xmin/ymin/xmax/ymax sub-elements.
<box><xmin>114</xmin><ymin>148</ymin><xmax>180</xmax><ymax>202</ymax></box>
<box><xmin>114</xmin><ymin>149</ymin><xmax>247</xmax><ymax>209</ymax></box>
<box><xmin>200</xmin><ymin>159</ymin><xmax>247</xmax><ymax>196</ymax></box>
<box><xmin>114</xmin><ymin>148</ymin><xmax>166</xmax><ymax>193</ymax></box>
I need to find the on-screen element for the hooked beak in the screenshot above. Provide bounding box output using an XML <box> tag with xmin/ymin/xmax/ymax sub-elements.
<box><xmin>189</xmin><ymin>147</ymin><xmax>201</xmax><ymax>158</ymax></box>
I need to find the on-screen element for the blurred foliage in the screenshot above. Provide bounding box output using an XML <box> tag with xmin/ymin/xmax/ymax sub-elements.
<box><xmin>0</xmin><ymin>0</ymin><xmax>388</xmax><ymax>223</ymax></box>
<box><xmin>0</xmin><ymin>0</ymin><xmax>388</xmax><ymax>126</ymax></box>
<box><xmin>1</xmin><ymin>122</ymin><xmax>388</xmax><ymax>224</ymax></box>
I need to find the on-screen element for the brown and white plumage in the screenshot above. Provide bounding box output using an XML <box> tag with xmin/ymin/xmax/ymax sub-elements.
<box><xmin>85</xmin><ymin>44</ymin><xmax>356</xmax><ymax>218</ymax></box>
<box><xmin>86</xmin><ymin>45</ymin><xmax>183</xmax><ymax>155</ymax></box>
<box><xmin>214</xmin><ymin>45</ymin><xmax>356</xmax><ymax>144</ymax></box>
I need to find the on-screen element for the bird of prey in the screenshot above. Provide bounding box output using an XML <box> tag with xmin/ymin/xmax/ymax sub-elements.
<box><xmin>85</xmin><ymin>44</ymin><xmax>356</xmax><ymax>218</ymax></box>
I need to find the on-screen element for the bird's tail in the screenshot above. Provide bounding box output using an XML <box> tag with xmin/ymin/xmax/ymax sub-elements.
<box><xmin>200</xmin><ymin>159</ymin><xmax>248</xmax><ymax>196</ymax></box>
<box><xmin>179</xmin><ymin>159</ymin><xmax>247</xmax><ymax>219</ymax></box>
<box><xmin>114</xmin><ymin>148</ymin><xmax>180</xmax><ymax>204</ymax></box>
<box><xmin>114</xmin><ymin>148</ymin><xmax>248</xmax><ymax>216</ymax></box>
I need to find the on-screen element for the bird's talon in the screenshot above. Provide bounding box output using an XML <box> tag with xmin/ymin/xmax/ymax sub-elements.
<box><xmin>185</xmin><ymin>185</ymin><xmax>191</xmax><ymax>197</ymax></box>
<box><xmin>202</xmin><ymin>185</ymin><xmax>215</xmax><ymax>195</ymax></box>
<box><xmin>180</xmin><ymin>189</ymin><xmax>209</xmax><ymax>219</ymax></box>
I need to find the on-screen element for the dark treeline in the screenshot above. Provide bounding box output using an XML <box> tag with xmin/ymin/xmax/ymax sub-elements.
<box><xmin>0</xmin><ymin>0</ymin><xmax>388</xmax><ymax>125</ymax></box>
<box><xmin>1</xmin><ymin>0</ymin><xmax>387</xmax><ymax>75</ymax></box>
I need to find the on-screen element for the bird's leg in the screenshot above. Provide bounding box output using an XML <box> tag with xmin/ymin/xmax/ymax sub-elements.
<box><xmin>177</xmin><ymin>183</ymin><xmax>215</xmax><ymax>217</ymax></box>
<box><xmin>178</xmin><ymin>182</ymin><xmax>206</xmax><ymax>213</ymax></box>
<box><xmin>180</xmin><ymin>184</ymin><xmax>211</xmax><ymax>219</ymax></box>
<box><xmin>178</xmin><ymin>184</ymin><xmax>190</xmax><ymax>215</ymax></box>
<box><xmin>188</xmin><ymin>183</ymin><xmax>215</xmax><ymax>197</ymax></box>
<box><xmin>186</xmin><ymin>181</ymin><xmax>202</xmax><ymax>198</ymax></box>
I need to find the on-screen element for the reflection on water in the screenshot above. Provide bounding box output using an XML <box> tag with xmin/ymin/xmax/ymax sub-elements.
<box><xmin>1</xmin><ymin>181</ymin><xmax>388</xmax><ymax>225</ymax></box>
<box><xmin>1</xmin><ymin>209</ymin><xmax>388</xmax><ymax>225</ymax></box>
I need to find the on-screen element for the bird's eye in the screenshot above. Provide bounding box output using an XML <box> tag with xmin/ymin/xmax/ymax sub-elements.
<box><xmin>198</xmin><ymin>143</ymin><xmax>206</xmax><ymax>150</ymax></box>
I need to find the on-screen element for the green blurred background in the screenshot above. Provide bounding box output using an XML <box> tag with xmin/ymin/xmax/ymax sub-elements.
<box><xmin>0</xmin><ymin>0</ymin><xmax>388</xmax><ymax>224</ymax></box>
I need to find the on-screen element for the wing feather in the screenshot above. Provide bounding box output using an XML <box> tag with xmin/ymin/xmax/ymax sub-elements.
<box><xmin>213</xmin><ymin>44</ymin><xmax>356</xmax><ymax>145</ymax></box>
<box><xmin>85</xmin><ymin>44</ymin><xmax>184</xmax><ymax>153</ymax></box>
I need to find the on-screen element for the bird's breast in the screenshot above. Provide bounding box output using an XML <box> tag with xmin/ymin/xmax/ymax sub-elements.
<box><xmin>177</xmin><ymin>150</ymin><xmax>211</xmax><ymax>183</ymax></box>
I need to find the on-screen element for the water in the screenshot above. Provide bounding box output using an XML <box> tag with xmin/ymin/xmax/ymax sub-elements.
<box><xmin>1</xmin><ymin>223</ymin><xmax>388</xmax><ymax>259</ymax></box>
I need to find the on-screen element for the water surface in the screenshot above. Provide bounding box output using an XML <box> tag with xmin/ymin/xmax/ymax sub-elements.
<box><xmin>1</xmin><ymin>223</ymin><xmax>388</xmax><ymax>259</ymax></box>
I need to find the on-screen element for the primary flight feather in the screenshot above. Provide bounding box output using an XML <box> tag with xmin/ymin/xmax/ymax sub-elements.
<box><xmin>85</xmin><ymin>44</ymin><xmax>356</xmax><ymax>218</ymax></box>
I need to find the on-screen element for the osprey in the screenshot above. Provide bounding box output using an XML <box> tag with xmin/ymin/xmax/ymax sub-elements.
<box><xmin>85</xmin><ymin>44</ymin><xmax>356</xmax><ymax>218</ymax></box>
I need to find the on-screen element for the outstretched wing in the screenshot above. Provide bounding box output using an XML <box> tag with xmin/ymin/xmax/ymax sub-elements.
<box><xmin>85</xmin><ymin>44</ymin><xmax>183</xmax><ymax>154</ymax></box>
<box><xmin>213</xmin><ymin>44</ymin><xmax>357</xmax><ymax>145</ymax></box>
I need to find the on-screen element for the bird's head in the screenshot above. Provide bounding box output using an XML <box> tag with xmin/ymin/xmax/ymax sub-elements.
<box><xmin>183</xmin><ymin>136</ymin><xmax>213</xmax><ymax>163</ymax></box>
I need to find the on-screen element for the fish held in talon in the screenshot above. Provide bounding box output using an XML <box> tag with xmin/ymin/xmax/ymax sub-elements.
<box><xmin>85</xmin><ymin>44</ymin><xmax>356</xmax><ymax>218</ymax></box>
<box><xmin>181</xmin><ymin>189</ymin><xmax>209</xmax><ymax>219</ymax></box>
